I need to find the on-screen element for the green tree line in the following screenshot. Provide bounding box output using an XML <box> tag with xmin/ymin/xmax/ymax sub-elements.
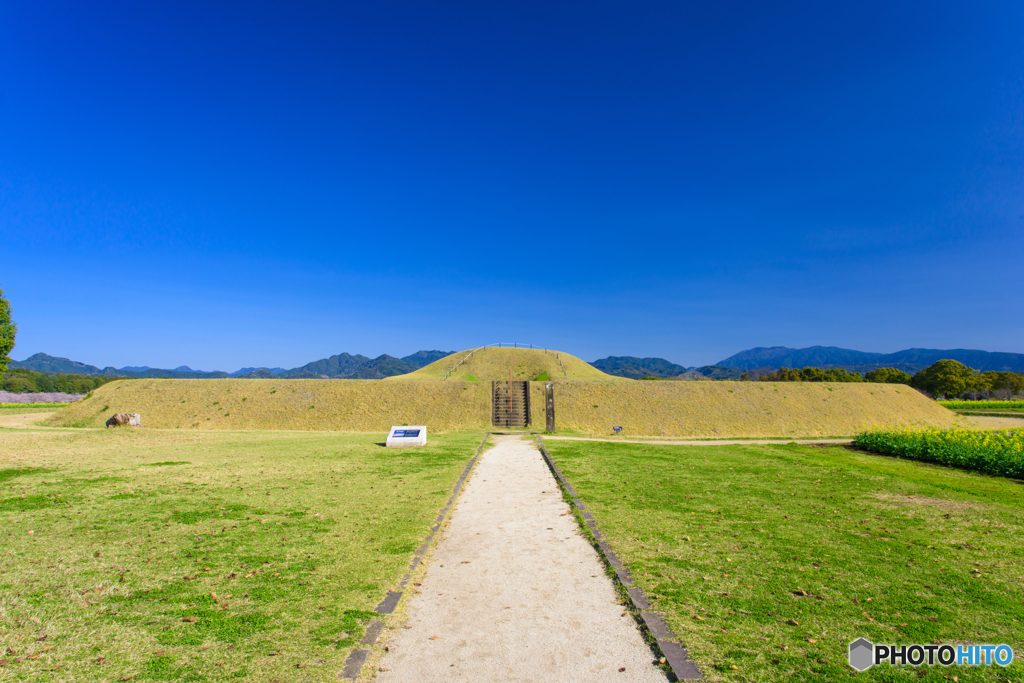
<box><xmin>755</xmin><ymin>366</ymin><xmax>905</xmax><ymax>383</ymax></box>
<box><xmin>1</xmin><ymin>368</ymin><xmax>128</xmax><ymax>394</ymax></box>
<box><xmin>753</xmin><ymin>360</ymin><xmax>1024</xmax><ymax>399</ymax></box>
<box><xmin>909</xmin><ymin>360</ymin><xmax>1024</xmax><ymax>399</ymax></box>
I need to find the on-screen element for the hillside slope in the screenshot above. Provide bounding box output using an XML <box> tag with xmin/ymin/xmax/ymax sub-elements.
<box><xmin>50</xmin><ymin>379</ymin><xmax>491</xmax><ymax>431</ymax></box>
<box><xmin>391</xmin><ymin>347</ymin><xmax>616</xmax><ymax>382</ymax></box>
<box><xmin>50</xmin><ymin>376</ymin><xmax>958</xmax><ymax>437</ymax></box>
<box><xmin>527</xmin><ymin>381</ymin><xmax>957</xmax><ymax>437</ymax></box>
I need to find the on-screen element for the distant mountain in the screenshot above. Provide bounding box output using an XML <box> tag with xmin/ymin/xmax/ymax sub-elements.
<box><xmin>718</xmin><ymin>346</ymin><xmax>882</xmax><ymax>370</ymax></box>
<box><xmin>693</xmin><ymin>365</ymin><xmax>745</xmax><ymax>380</ymax></box>
<box><xmin>11</xmin><ymin>353</ymin><xmax>228</xmax><ymax>378</ymax></box>
<box><xmin>717</xmin><ymin>346</ymin><xmax>1024</xmax><ymax>373</ymax></box>
<box><xmin>12</xmin><ymin>353</ymin><xmax>107</xmax><ymax>375</ymax></box>
<box><xmin>589</xmin><ymin>356</ymin><xmax>690</xmax><ymax>379</ymax></box>
<box><xmin>817</xmin><ymin>362</ymin><xmax>922</xmax><ymax>375</ymax></box>
<box><xmin>400</xmin><ymin>350</ymin><xmax>455</xmax><ymax>368</ymax></box>
<box><xmin>12</xmin><ymin>350</ymin><xmax>451</xmax><ymax>380</ymax></box>
<box><xmin>589</xmin><ymin>357</ymin><xmax>747</xmax><ymax>380</ymax></box>
<box><xmin>348</xmin><ymin>355</ymin><xmax>417</xmax><ymax>379</ymax></box>
<box><xmin>279</xmin><ymin>353</ymin><xmax>372</xmax><ymax>378</ymax></box>
<box><xmin>232</xmin><ymin>368</ymin><xmax>281</xmax><ymax>379</ymax></box>
<box><xmin>877</xmin><ymin>348</ymin><xmax>1024</xmax><ymax>372</ymax></box>
<box><xmin>231</xmin><ymin>367</ymin><xmax>287</xmax><ymax>377</ymax></box>
<box><xmin>122</xmin><ymin>368</ymin><xmax>230</xmax><ymax>379</ymax></box>
<box><xmin>24</xmin><ymin>345</ymin><xmax>1019</xmax><ymax>382</ymax></box>
<box><xmin>278</xmin><ymin>350</ymin><xmax>454</xmax><ymax>378</ymax></box>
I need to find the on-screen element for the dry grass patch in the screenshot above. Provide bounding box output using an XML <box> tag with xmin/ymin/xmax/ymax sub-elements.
<box><xmin>393</xmin><ymin>347</ymin><xmax>615</xmax><ymax>382</ymax></box>
<box><xmin>868</xmin><ymin>493</ymin><xmax>987</xmax><ymax>512</ymax></box>
<box><xmin>47</xmin><ymin>379</ymin><xmax>493</xmax><ymax>431</ymax></box>
<box><xmin>46</xmin><ymin>374</ymin><xmax>953</xmax><ymax>438</ymax></box>
<box><xmin>0</xmin><ymin>411</ymin><xmax>54</xmax><ymax>428</ymax></box>
<box><xmin>964</xmin><ymin>415</ymin><xmax>1024</xmax><ymax>430</ymax></box>
<box><xmin>0</xmin><ymin>405</ymin><xmax>66</xmax><ymax>415</ymax></box>
<box><xmin>535</xmin><ymin>381</ymin><xmax>957</xmax><ymax>437</ymax></box>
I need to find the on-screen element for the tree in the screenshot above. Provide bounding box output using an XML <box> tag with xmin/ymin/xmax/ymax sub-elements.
<box><xmin>864</xmin><ymin>367</ymin><xmax>913</xmax><ymax>385</ymax></box>
<box><xmin>759</xmin><ymin>366</ymin><xmax>865</xmax><ymax>382</ymax></box>
<box><xmin>979</xmin><ymin>371</ymin><xmax>1024</xmax><ymax>393</ymax></box>
<box><xmin>911</xmin><ymin>359</ymin><xmax>976</xmax><ymax>398</ymax></box>
<box><xmin>3</xmin><ymin>376</ymin><xmax>33</xmax><ymax>393</ymax></box>
<box><xmin>0</xmin><ymin>286</ymin><xmax>16</xmax><ymax>375</ymax></box>
<box><xmin>826</xmin><ymin>367</ymin><xmax>866</xmax><ymax>382</ymax></box>
<box><xmin>759</xmin><ymin>367</ymin><xmax>805</xmax><ymax>382</ymax></box>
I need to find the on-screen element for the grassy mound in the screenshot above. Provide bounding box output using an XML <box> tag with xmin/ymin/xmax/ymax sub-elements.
<box><xmin>529</xmin><ymin>381</ymin><xmax>957</xmax><ymax>437</ymax></box>
<box><xmin>48</xmin><ymin>376</ymin><xmax>956</xmax><ymax>436</ymax></box>
<box><xmin>390</xmin><ymin>346</ymin><xmax>614</xmax><ymax>382</ymax></box>
<box><xmin>48</xmin><ymin>378</ymin><xmax>492</xmax><ymax>431</ymax></box>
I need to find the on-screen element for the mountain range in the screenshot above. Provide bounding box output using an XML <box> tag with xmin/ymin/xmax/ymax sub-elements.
<box><xmin>595</xmin><ymin>346</ymin><xmax>1024</xmax><ymax>378</ymax></box>
<box><xmin>273</xmin><ymin>351</ymin><xmax>454</xmax><ymax>379</ymax></box>
<box><xmin>587</xmin><ymin>357</ymin><xmax>744</xmax><ymax>380</ymax></box>
<box><xmin>715</xmin><ymin>346</ymin><xmax>1024</xmax><ymax>374</ymax></box>
<box><xmin>11</xmin><ymin>351</ymin><xmax>456</xmax><ymax>380</ymax></box>
<box><xmin>11</xmin><ymin>346</ymin><xmax>1024</xmax><ymax>381</ymax></box>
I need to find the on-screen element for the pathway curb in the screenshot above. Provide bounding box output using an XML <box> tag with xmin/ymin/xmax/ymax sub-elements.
<box><xmin>339</xmin><ymin>432</ymin><xmax>491</xmax><ymax>680</ymax></box>
<box><xmin>534</xmin><ymin>433</ymin><xmax>703</xmax><ymax>681</ymax></box>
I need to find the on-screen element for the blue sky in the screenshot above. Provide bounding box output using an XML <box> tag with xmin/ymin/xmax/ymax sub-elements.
<box><xmin>2</xmin><ymin>1</ymin><xmax>1022</xmax><ymax>371</ymax></box>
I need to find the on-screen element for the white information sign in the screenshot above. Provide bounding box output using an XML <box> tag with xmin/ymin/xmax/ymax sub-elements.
<box><xmin>386</xmin><ymin>425</ymin><xmax>427</xmax><ymax>447</ymax></box>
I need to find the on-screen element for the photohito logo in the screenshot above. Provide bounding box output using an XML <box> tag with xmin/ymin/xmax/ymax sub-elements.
<box><xmin>849</xmin><ymin>639</ymin><xmax>1014</xmax><ymax>671</ymax></box>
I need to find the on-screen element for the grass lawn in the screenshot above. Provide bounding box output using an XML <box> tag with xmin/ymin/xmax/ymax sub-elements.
<box><xmin>0</xmin><ymin>427</ymin><xmax>482</xmax><ymax>682</ymax></box>
<box><xmin>0</xmin><ymin>406</ymin><xmax>70</xmax><ymax>415</ymax></box>
<box><xmin>544</xmin><ymin>439</ymin><xmax>1024</xmax><ymax>682</ymax></box>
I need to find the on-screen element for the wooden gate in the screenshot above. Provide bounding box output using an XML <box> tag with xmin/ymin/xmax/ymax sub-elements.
<box><xmin>491</xmin><ymin>380</ymin><xmax>531</xmax><ymax>428</ymax></box>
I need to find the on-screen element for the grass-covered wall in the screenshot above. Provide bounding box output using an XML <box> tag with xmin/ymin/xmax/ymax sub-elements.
<box><xmin>51</xmin><ymin>377</ymin><xmax>957</xmax><ymax>437</ymax></box>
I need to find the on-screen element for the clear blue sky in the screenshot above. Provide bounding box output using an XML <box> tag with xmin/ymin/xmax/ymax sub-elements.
<box><xmin>2</xmin><ymin>1</ymin><xmax>1022</xmax><ymax>371</ymax></box>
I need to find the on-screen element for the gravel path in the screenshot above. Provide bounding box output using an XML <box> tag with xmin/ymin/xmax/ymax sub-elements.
<box><xmin>376</xmin><ymin>435</ymin><xmax>667</xmax><ymax>683</ymax></box>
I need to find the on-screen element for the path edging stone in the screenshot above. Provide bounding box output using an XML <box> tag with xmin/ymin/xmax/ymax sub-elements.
<box><xmin>339</xmin><ymin>432</ymin><xmax>491</xmax><ymax>680</ymax></box>
<box><xmin>533</xmin><ymin>433</ymin><xmax>703</xmax><ymax>681</ymax></box>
